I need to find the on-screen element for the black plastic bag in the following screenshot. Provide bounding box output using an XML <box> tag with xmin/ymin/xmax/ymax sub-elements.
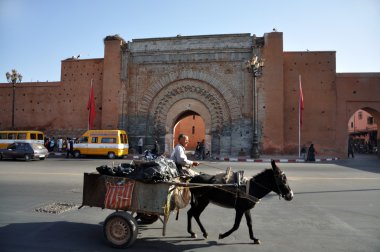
<box><xmin>96</xmin><ymin>156</ymin><xmax>179</xmax><ymax>183</ymax></box>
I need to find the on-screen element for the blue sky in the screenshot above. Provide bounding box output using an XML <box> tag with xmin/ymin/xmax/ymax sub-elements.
<box><xmin>1</xmin><ymin>0</ymin><xmax>379</xmax><ymax>83</ymax></box>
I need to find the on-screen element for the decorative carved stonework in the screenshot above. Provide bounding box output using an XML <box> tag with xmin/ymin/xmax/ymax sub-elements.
<box><xmin>147</xmin><ymin>80</ymin><xmax>231</xmax><ymax>135</ymax></box>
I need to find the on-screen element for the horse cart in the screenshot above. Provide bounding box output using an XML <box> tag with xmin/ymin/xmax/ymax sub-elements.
<box><xmin>79</xmin><ymin>172</ymin><xmax>190</xmax><ymax>248</ymax></box>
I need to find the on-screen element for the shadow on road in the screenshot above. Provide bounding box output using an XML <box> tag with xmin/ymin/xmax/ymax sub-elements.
<box><xmin>335</xmin><ymin>154</ymin><xmax>380</xmax><ymax>174</ymax></box>
<box><xmin>0</xmin><ymin>221</ymin><xmax>248</xmax><ymax>252</ymax></box>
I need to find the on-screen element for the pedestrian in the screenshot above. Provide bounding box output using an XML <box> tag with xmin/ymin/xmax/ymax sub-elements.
<box><xmin>301</xmin><ymin>145</ymin><xmax>307</xmax><ymax>160</ymax></box>
<box><xmin>66</xmin><ymin>137</ymin><xmax>74</xmax><ymax>158</ymax></box>
<box><xmin>306</xmin><ymin>143</ymin><xmax>316</xmax><ymax>162</ymax></box>
<box><xmin>152</xmin><ymin>140</ymin><xmax>160</xmax><ymax>155</ymax></box>
<box><xmin>49</xmin><ymin>137</ymin><xmax>55</xmax><ymax>152</ymax></box>
<box><xmin>138</xmin><ymin>137</ymin><xmax>143</xmax><ymax>154</ymax></box>
<box><xmin>348</xmin><ymin>138</ymin><xmax>355</xmax><ymax>158</ymax></box>
<box><xmin>170</xmin><ymin>134</ymin><xmax>200</xmax><ymax>177</ymax></box>
<box><xmin>57</xmin><ymin>137</ymin><xmax>63</xmax><ymax>152</ymax></box>
<box><xmin>200</xmin><ymin>139</ymin><xmax>205</xmax><ymax>160</ymax></box>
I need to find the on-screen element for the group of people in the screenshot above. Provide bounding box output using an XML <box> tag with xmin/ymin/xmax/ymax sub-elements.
<box><xmin>137</xmin><ymin>137</ymin><xmax>160</xmax><ymax>156</ymax></box>
<box><xmin>44</xmin><ymin>137</ymin><xmax>74</xmax><ymax>157</ymax></box>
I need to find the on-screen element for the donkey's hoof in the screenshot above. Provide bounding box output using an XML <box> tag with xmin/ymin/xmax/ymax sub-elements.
<box><xmin>203</xmin><ymin>233</ymin><xmax>208</xmax><ymax>239</ymax></box>
<box><xmin>190</xmin><ymin>233</ymin><xmax>197</xmax><ymax>239</ymax></box>
<box><xmin>253</xmin><ymin>239</ymin><xmax>261</xmax><ymax>244</ymax></box>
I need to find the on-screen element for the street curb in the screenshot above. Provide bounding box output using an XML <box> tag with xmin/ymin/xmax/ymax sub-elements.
<box><xmin>213</xmin><ymin>157</ymin><xmax>340</xmax><ymax>163</ymax></box>
<box><xmin>49</xmin><ymin>152</ymin><xmax>340</xmax><ymax>163</ymax></box>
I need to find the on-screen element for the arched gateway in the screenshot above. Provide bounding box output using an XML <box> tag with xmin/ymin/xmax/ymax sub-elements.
<box><xmin>139</xmin><ymin>70</ymin><xmax>241</xmax><ymax>156</ymax></box>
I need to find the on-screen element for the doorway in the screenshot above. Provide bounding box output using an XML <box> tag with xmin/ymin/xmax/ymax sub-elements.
<box><xmin>173</xmin><ymin>111</ymin><xmax>205</xmax><ymax>151</ymax></box>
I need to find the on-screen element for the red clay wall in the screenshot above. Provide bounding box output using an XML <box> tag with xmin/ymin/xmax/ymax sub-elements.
<box><xmin>283</xmin><ymin>51</ymin><xmax>338</xmax><ymax>155</ymax></box>
<box><xmin>0</xmin><ymin>58</ymin><xmax>104</xmax><ymax>137</ymax></box>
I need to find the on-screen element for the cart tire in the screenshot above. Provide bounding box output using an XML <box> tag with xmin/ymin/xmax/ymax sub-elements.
<box><xmin>136</xmin><ymin>213</ymin><xmax>159</xmax><ymax>224</ymax></box>
<box><xmin>103</xmin><ymin>212</ymin><xmax>138</xmax><ymax>248</ymax></box>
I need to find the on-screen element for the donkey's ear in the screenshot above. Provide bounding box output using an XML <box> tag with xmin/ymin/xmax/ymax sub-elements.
<box><xmin>271</xmin><ymin>160</ymin><xmax>279</xmax><ymax>171</ymax></box>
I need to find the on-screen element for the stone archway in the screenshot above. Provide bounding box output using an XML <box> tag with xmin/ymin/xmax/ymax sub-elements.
<box><xmin>142</xmin><ymin>77</ymin><xmax>234</xmax><ymax>156</ymax></box>
<box><xmin>342</xmin><ymin>103</ymin><xmax>380</xmax><ymax>158</ymax></box>
<box><xmin>165</xmin><ymin>99</ymin><xmax>212</xmax><ymax>154</ymax></box>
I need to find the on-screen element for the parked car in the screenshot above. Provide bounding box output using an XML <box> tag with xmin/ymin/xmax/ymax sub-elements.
<box><xmin>0</xmin><ymin>142</ymin><xmax>49</xmax><ymax>161</ymax></box>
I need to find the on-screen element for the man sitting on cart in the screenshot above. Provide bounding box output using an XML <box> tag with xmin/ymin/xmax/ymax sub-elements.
<box><xmin>170</xmin><ymin>134</ymin><xmax>200</xmax><ymax>177</ymax></box>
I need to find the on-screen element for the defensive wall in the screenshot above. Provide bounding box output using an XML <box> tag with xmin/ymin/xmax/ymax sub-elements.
<box><xmin>0</xmin><ymin>31</ymin><xmax>379</xmax><ymax>158</ymax></box>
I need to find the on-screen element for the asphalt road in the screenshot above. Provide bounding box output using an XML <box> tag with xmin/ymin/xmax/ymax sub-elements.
<box><xmin>0</xmin><ymin>155</ymin><xmax>379</xmax><ymax>252</ymax></box>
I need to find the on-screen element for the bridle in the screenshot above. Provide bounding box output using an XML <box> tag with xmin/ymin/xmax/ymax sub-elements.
<box><xmin>250</xmin><ymin>171</ymin><xmax>289</xmax><ymax>200</ymax></box>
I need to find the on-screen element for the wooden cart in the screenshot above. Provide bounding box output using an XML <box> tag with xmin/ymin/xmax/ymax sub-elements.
<box><xmin>80</xmin><ymin>172</ymin><xmax>188</xmax><ymax>248</ymax></box>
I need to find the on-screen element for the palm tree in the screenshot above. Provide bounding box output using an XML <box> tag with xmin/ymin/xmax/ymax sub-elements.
<box><xmin>5</xmin><ymin>69</ymin><xmax>23</xmax><ymax>129</ymax></box>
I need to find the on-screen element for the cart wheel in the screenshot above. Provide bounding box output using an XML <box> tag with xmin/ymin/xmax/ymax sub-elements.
<box><xmin>136</xmin><ymin>213</ymin><xmax>159</xmax><ymax>224</ymax></box>
<box><xmin>103</xmin><ymin>212</ymin><xmax>138</xmax><ymax>248</ymax></box>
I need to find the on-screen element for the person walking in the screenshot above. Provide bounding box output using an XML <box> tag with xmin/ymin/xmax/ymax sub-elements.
<box><xmin>170</xmin><ymin>134</ymin><xmax>200</xmax><ymax>177</ymax></box>
<box><xmin>57</xmin><ymin>137</ymin><xmax>63</xmax><ymax>152</ymax></box>
<box><xmin>138</xmin><ymin>137</ymin><xmax>143</xmax><ymax>155</ymax></box>
<box><xmin>49</xmin><ymin>137</ymin><xmax>55</xmax><ymax>152</ymax></box>
<box><xmin>66</xmin><ymin>137</ymin><xmax>74</xmax><ymax>158</ymax></box>
<box><xmin>348</xmin><ymin>138</ymin><xmax>355</xmax><ymax>158</ymax></box>
<box><xmin>306</xmin><ymin>143</ymin><xmax>316</xmax><ymax>162</ymax></box>
<box><xmin>152</xmin><ymin>140</ymin><xmax>160</xmax><ymax>156</ymax></box>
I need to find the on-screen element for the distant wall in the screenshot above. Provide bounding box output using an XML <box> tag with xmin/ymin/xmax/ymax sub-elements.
<box><xmin>0</xmin><ymin>58</ymin><xmax>104</xmax><ymax>138</ymax></box>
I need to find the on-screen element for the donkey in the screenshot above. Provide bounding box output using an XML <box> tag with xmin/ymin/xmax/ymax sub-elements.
<box><xmin>187</xmin><ymin>160</ymin><xmax>293</xmax><ymax>244</ymax></box>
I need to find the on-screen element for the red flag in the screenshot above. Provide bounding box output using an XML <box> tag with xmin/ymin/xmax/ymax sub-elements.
<box><xmin>87</xmin><ymin>81</ymin><xmax>96</xmax><ymax>129</ymax></box>
<box><xmin>299</xmin><ymin>75</ymin><xmax>304</xmax><ymax>126</ymax></box>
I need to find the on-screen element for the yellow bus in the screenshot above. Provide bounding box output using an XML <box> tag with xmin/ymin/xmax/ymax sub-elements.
<box><xmin>0</xmin><ymin>130</ymin><xmax>45</xmax><ymax>149</ymax></box>
<box><xmin>73</xmin><ymin>130</ymin><xmax>129</xmax><ymax>159</ymax></box>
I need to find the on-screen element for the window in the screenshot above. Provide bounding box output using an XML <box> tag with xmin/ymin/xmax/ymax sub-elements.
<box><xmin>0</xmin><ymin>133</ymin><xmax>7</xmax><ymax>139</ymax></box>
<box><xmin>78</xmin><ymin>137</ymin><xmax>88</xmax><ymax>143</ymax></box>
<box><xmin>358</xmin><ymin>111</ymin><xmax>363</xmax><ymax>120</ymax></box>
<box><xmin>120</xmin><ymin>134</ymin><xmax>127</xmax><ymax>144</ymax></box>
<box><xmin>350</xmin><ymin>122</ymin><xmax>354</xmax><ymax>128</ymax></box>
<box><xmin>17</xmin><ymin>143</ymin><xmax>26</xmax><ymax>151</ymax></box>
<box><xmin>101</xmin><ymin>138</ymin><xmax>116</xmax><ymax>143</ymax></box>
<box><xmin>192</xmin><ymin>126</ymin><xmax>195</xmax><ymax>135</ymax></box>
<box><xmin>17</xmin><ymin>133</ymin><xmax>27</xmax><ymax>139</ymax></box>
<box><xmin>38</xmin><ymin>134</ymin><xmax>44</xmax><ymax>140</ymax></box>
<box><xmin>30</xmin><ymin>133</ymin><xmax>37</xmax><ymax>140</ymax></box>
<box><xmin>91</xmin><ymin>137</ymin><xmax>98</xmax><ymax>143</ymax></box>
<box><xmin>367</xmin><ymin>117</ymin><xmax>374</xmax><ymax>125</ymax></box>
<box><xmin>8</xmin><ymin>133</ymin><xmax>16</xmax><ymax>139</ymax></box>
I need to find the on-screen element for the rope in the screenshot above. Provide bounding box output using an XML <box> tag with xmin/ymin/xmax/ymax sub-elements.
<box><xmin>162</xmin><ymin>181</ymin><xmax>260</xmax><ymax>204</ymax></box>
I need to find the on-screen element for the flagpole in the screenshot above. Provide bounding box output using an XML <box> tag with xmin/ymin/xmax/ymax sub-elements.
<box><xmin>298</xmin><ymin>75</ymin><xmax>301</xmax><ymax>158</ymax></box>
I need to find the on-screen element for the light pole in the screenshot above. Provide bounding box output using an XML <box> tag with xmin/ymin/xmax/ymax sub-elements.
<box><xmin>6</xmin><ymin>69</ymin><xmax>23</xmax><ymax>129</ymax></box>
<box><xmin>246</xmin><ymin>55</ymin><xmax>264</xmax><ymax>158</ymax></box>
